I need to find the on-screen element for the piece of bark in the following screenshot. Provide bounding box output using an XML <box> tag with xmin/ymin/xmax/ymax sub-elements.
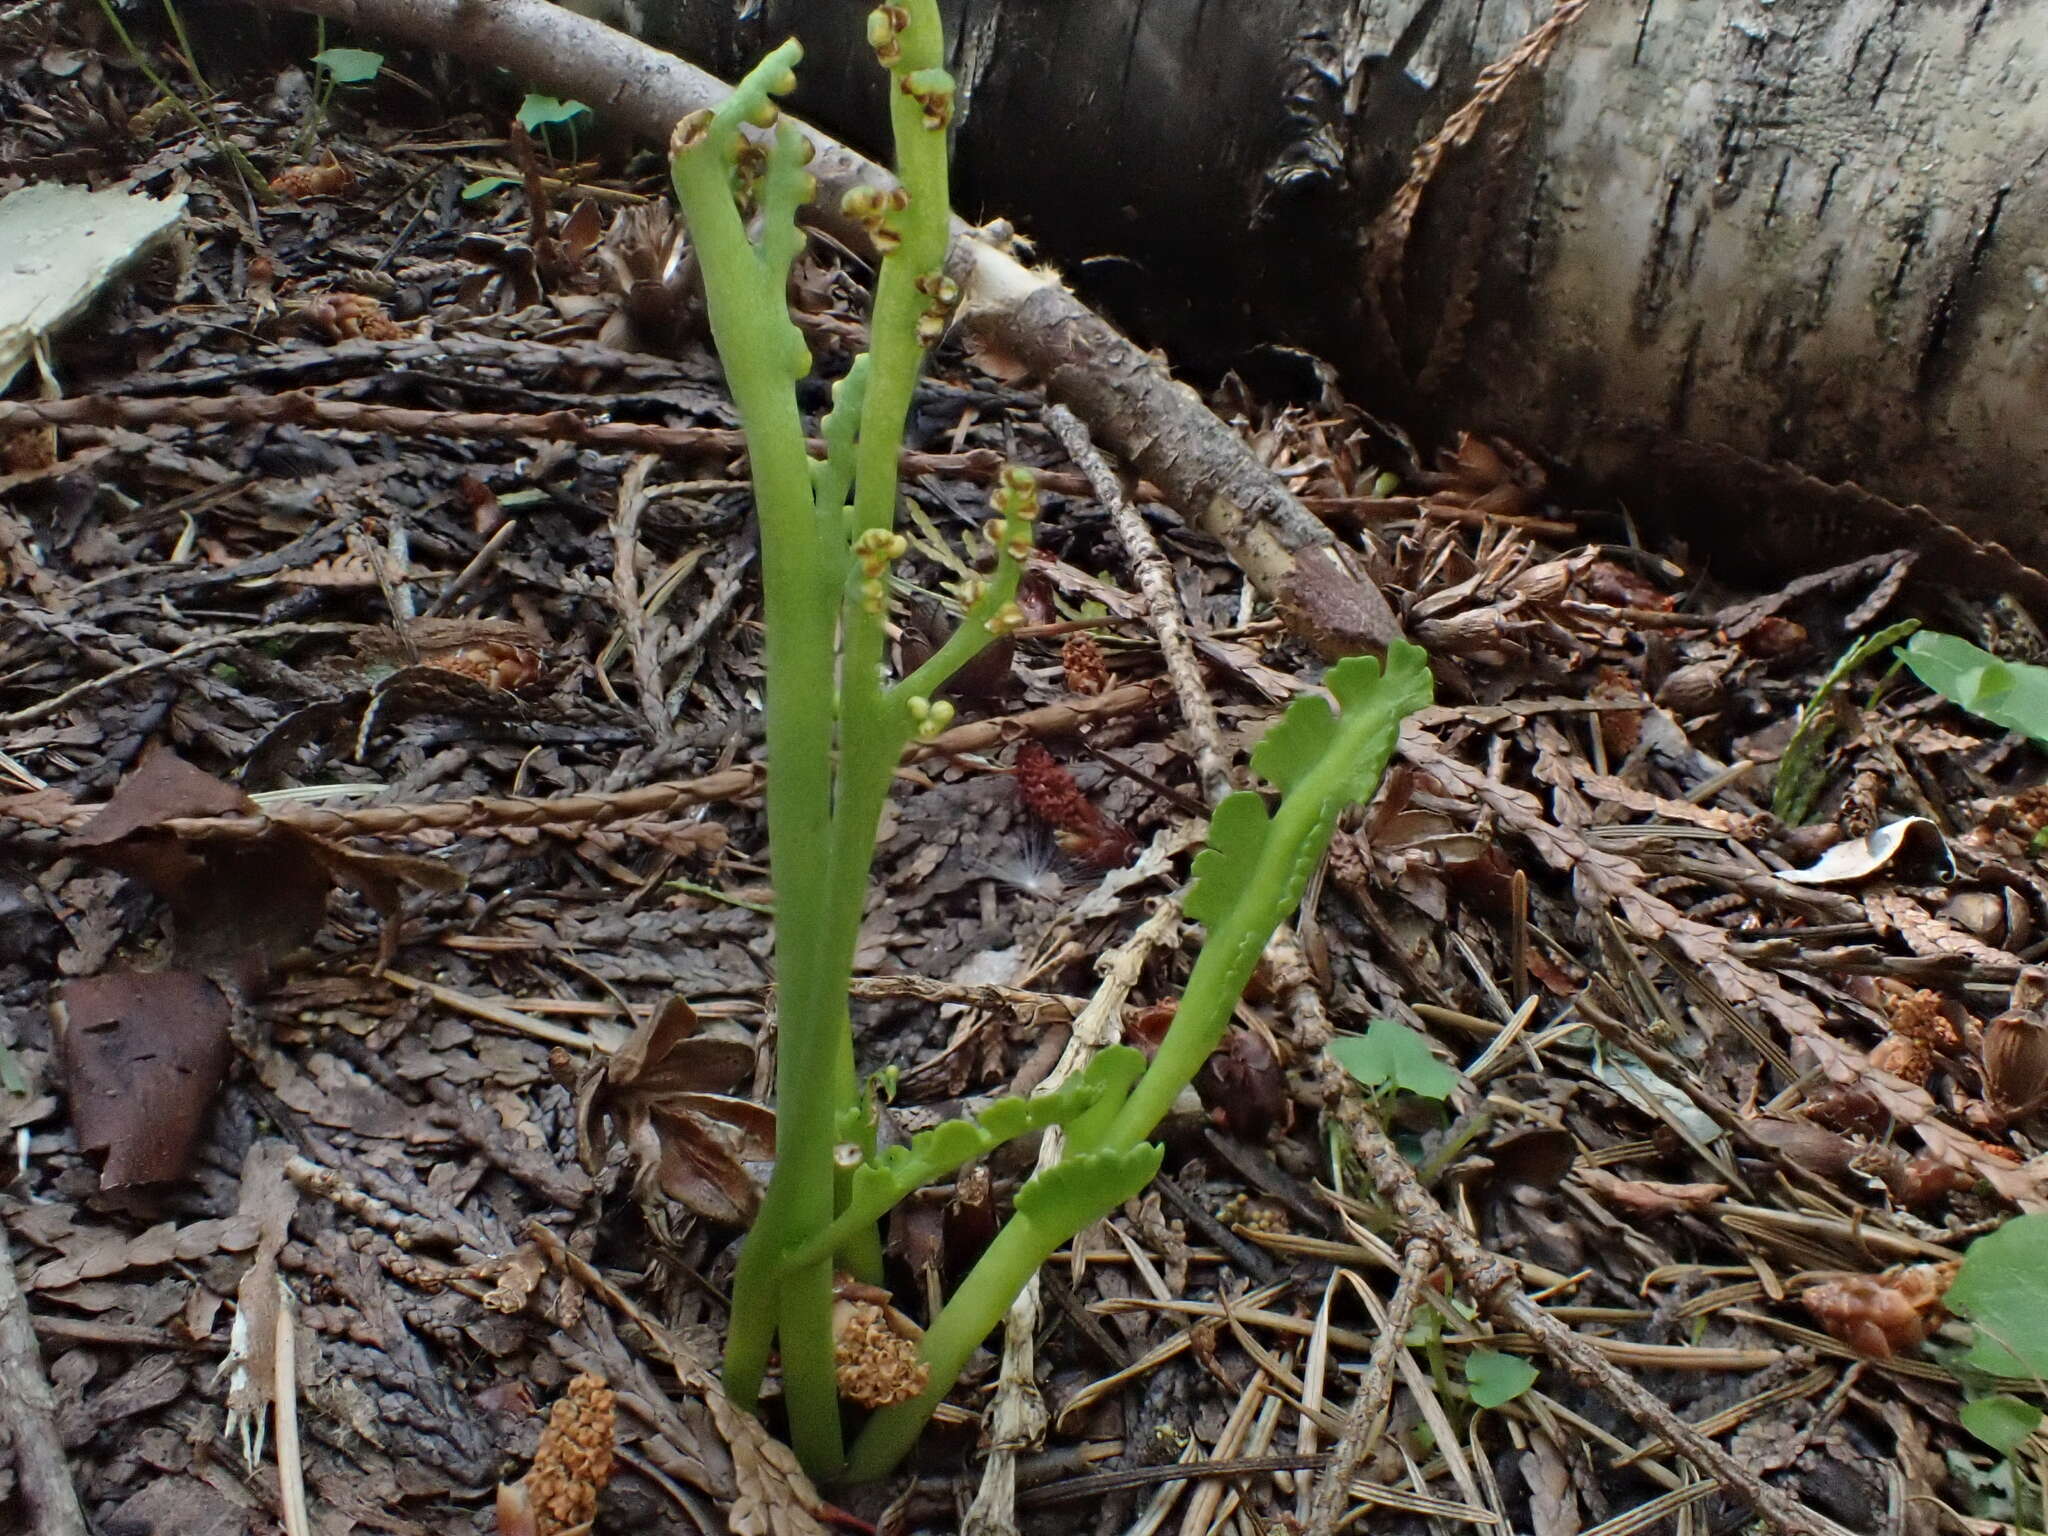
<box><xmin>227</xmin><ymin>0</ymin><xmax>1401</xmax><ymax>656</ymax></box>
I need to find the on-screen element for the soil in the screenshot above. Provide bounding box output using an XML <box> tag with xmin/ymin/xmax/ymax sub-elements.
<box><xmin>2</xmin><ymin>8</ymin><xmax>2045</xmax><ymax>1536</ymax></box>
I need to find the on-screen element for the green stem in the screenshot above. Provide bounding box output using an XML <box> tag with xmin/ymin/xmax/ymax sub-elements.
<box><xmin>671</xmin><ymin>44</ymin><xmax>845</xmax><ymax>1477</ymax></box>
<box><xmin>843</xmin><ymin>1208</ymin><xmax>1065</xmax><ymax>1482</ymax></box>
<box><xmin>1099</xmin><ymin>791</ymin><xmax>1334</xmax><ymax>1149</ymax></box>
<box><xmin>799</xmin><ymin>0</ymin><xmax>958</xmax><ymax>1295</ymax></box>
<box><xmin>846</xmin><ymin>647</ymin><xmax>1430</xmax><ymax>1479</ymax></box>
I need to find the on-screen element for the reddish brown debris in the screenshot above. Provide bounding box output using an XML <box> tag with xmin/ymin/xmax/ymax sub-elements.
<box><xmin>1590</xmin><ymin>665</ymin><xmax>1643</xmax><ymax>758</ymax></box>
<box><xmin>1884</xmin><ymin>986</ymin><xmax>1965</xmax><ymax>1052</ymax></box>
<box><xmin>1733</xmin><ymin>614</ymin><xmax>1809</xmax><ymax>659</ymax></box>
<box><xmin>1061</xmin><ymin>632</ymin><xmax>1112</xmax><ymax>695</ymax></box>
<box><xmin>298</xmin><ymin>291</ymin><xmax>406</xmax><ymax>341</ymax></box>
<box><xmin>1012</xmin><ymin>741</ymin><xmax>1135</xmax><ymax>867</ymax></box>
<box><xmin>1800</xmin><ymin>1263</ymin><xmax>1956</xmax><ymax>1360</ymax></box>
<box><xmin>832</xmin><ymin>1280</ymin><xmax>930</xmax><ymax>1410</ymax></box>
<box><xmin>268</xmin><ymin>150</ymin><xmax>357</xmax><ymax>199</ymax></box>
<box><xmin>1868</xmin><ymin>1034</ymin><xmax>1934</xmax><ymax>1087</ymax></box>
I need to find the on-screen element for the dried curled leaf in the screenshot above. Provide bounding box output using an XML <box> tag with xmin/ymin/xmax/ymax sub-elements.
<box><xmin>574</xmin><ymin>996</ymin><xmax>773</xmax><ymax>1224</ymax></box>
<box><xmin>1801</xmin><ymin>1263</ymin><xmax>1956</xmax><ymax>1360</ymax></box>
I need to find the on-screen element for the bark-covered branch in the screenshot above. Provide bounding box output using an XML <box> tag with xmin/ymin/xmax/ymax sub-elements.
<box><xmin>226</xmin><ymin>0</ymin><xmax>1401</xmax><ymax>656</ymax></box>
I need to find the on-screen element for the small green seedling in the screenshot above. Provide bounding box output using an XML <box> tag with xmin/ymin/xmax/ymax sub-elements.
<box><xmin>669</xmin><ymin>3</ymin><xmax>1432</xmax><ymax>1485</ymax></box>
<box><xmin>516</xmin><ymin>93</ymin><xmax>591</xmax><ymax>160</ymax></box>
<box><xmin>1772</xmin><ymin>619</ymin><xmax>1920</xmax><ymax>824</ymax></box>
<box><xmin>1329</xmin><ymin>1017</ymin><xmax>1458</xmax><ymax>1101</ymax></box>
<box><xmin>311</xmin><ymin>46</ymin><xmax>384</xmax><ymax>84</ymax></box>
<box><xmin>1464</xmin><ymin>1347</ymin><xmax>1538</xmax><ymax>1410</ymax></box>
<box><xmin>460</xmin><ymin>176</ymin><xmax>520</xmax><ymax>202</ymax></box>
<box><xmin>1899</xmin><ymin>630</ymin><xmax>2048</xmax><ymax>749</ymax></box>
<box><xmin>300</xmin><ymin>44</ymin><xmax>384</xmax><ymax>155</ymax></box>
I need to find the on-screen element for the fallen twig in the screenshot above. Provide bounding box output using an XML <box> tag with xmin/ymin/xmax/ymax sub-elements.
<box><xmin>0</xmin><ymin>1223</ymin><xmax>89</xmax><ymax>1536</ymax></box>
<box><xmin>1303</xmin><ymin>1236</ymin><xmax>1435</xmax><ymax>1536</ymax></box>
<box><xmin>2</xmin><ymin>680</ymin><xmax>1171</xmax><ymax>845</ymax></box>
<box><xmin>222</xmin><ymin>0</ymin><xmax>1402</xmax><ymax>658</ymax></box>
<box><xmin>1048</xmin><ymin>406</ymin><xmax>1234</xmax><ymax>806</ymax></box>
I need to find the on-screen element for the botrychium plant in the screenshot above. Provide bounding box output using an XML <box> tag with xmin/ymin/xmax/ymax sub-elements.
<box><xmin>670</xmin><ymin>2</ymin><xmax>1433</xmax><ymax>1484</ymax></box>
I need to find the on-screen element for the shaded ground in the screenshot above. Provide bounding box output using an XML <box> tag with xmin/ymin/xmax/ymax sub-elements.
<box><xmin>2</xmin><ymin>6</ymin><xmax>2045</xmax><ymax>1535</ymax></box>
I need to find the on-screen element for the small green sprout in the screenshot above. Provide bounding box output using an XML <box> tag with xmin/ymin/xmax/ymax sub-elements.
<box><xmin>516</xmin><ymin>93</ymin><xmax>592</xmax><ymax>161</ymax></box>
<box><xmin>1328</xmin><ymin>1017</ymin><xmax>1457</xmax><ymax>1101</ymax></box>
<box><xmin>515</xmin><ymin>92</ymin><xmax>590</xmax><ymax>131</ymax></box>
<box><xmin>1772</xmin><ymin>619</ymin><xmax>1920</xmax><ymax>824</ymax></box>
<box><xmin>1464</xmin><ymin>1348</ymin><xmax>1538</xmax><ymax>1410</ymax></box>
<box><xmin>310</xmin><ymin>46</ymin><xmax>384</xmax><ymax>84</ymax></box>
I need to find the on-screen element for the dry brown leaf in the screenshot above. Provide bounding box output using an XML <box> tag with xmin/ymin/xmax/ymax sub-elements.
<box><xmin>1521</xmin><ymin>1428</ymin><xmax>1581</xmax><ymax>1536</ymax></box>
<box><xmin>51</xmin><ymin>969</ymin><xmax>231</xmax><ymax>1190</ymax></box>
<box><xmin>69</xmin><ymin>742</ymin><xmax>458</xmax><ymax>987</ymax></box>
<box><xmin>573</xmin><ymin>997</ymin><xmax>772</xmax><ymax>1224</ymax></box>
<box><xmin>1576</xmin><ymin>1165</ymin><xmax>1726</xmax><ymax>1216</ymax></box>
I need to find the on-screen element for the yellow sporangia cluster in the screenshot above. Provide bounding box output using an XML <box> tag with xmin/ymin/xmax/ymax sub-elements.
<box><xmin>833</xmin><ymin>1293</ymin><xmax>930</xmax><ymax>1410</ymax></box>
<box><xmin>497</xmin><ymin>1373</ymin><xmax>616</xmax><ymax>1536</ymax></box>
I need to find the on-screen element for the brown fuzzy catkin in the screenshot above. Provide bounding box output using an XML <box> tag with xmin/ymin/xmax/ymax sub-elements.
<box><xmin>1061</xmin><ymin>633</ymin><xmax>1111</xmax><ymax>695</ymax></box>
<box><xmin>525</xmin><ymin>1373</ymin><xmax>615</xmax><ymax>1535</ymax></box>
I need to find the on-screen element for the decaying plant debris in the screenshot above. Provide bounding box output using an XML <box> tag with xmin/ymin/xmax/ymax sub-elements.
<box><xmin>7</xmin><ymin>4</ymin><xmax>2048</xmax><ymax>1535</ymax></box>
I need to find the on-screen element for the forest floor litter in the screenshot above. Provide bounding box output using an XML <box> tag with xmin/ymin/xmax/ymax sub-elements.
<box><xmin>3</xmin><ymin>9</ymin><xmax>2047</xmax><ymax>1536</ymax></box>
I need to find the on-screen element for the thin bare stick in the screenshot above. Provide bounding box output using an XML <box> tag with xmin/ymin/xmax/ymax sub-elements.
<box><xmin>420</xmin><ymin>515</ymin><xmax>521</xmax><ymax>619</ymax></box>
<box><xmin>218</xmin><ymin>0</ymin><xmax>1403</xmax><ymax>657</ymax></box>
<box><xmin>272</xmin><ymin>1279</ymin><xmax>312</xmax><ymax>1536</ymax></box>
<box><xmin>0</xmin><ymin>621</ymin><xmax>357</xmax><ymax>730</ymax></box>
<box><xmin>1047</xmin><ymin>405</ymin><xmax>1234</xmax><ymax>807</ymax></box>
<box><xmin>1303</xmin><ymin>1237</ymin><xmax>1435</xmax><ymax>1536</ymax></box>
<box><xmin>3</xmin><ymin>680</ymin><xmax>1172</xmax><ymax>845</ymax></box>
<box><xmin>608</xmin><ymin>454</ymin><xmax>672</xmax><ymax>745</ymax></box>
<box><xmin>0</xmin><ymin>1224</ymin><xmax>89</xmax><ymax>1536</ymax></box>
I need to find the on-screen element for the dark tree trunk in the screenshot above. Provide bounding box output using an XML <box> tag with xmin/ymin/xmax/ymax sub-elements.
<box><xmin>645</xmin><ymin>0</ymin><xmax>2048</xmax><ymax>573</ymax></box>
